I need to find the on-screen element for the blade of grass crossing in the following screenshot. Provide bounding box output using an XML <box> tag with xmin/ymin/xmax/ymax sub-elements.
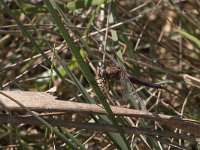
<box><xmin>12</xmin><ymin>4</ymin><xmax>111</xmax><ymax>149</ymax></box>
<box><xmin>44</xmin><ymin>0</ymin><xmax>130</xmax><ymax>149</ymax></box>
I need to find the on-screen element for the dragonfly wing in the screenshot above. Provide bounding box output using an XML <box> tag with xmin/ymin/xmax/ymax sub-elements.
<box><xmin>120</xmin><ymin>72</ymin><xmax>128</xmax><ymax>98</ymax></box>
<box><xmin>120</xmin><ymin>71</ymin><xmax>148</xmax><ymax>112</ymax></box>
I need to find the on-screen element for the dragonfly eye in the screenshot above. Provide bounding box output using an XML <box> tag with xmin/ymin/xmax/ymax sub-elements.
<box><xmin>97</xmin><ymin>67</ymin><xmax>108</xmax><ymax>78</ymax></box>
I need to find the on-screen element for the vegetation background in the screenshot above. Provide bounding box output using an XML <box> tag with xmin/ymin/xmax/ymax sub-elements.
<box><xmin>0</xmin><ymin>0</ymin><xmax>200</xmax><ymax>149</ymax></box>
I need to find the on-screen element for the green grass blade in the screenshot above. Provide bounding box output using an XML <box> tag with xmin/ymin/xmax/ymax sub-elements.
<box><xmin>175</xmin><ymin>29</ymin><xmax>200</xmax><ymax>48</ymax></box>
<box><xmin>66</xmin><ymin>0</ymin><xmax>107</xmax><ymax>12</ymax></box>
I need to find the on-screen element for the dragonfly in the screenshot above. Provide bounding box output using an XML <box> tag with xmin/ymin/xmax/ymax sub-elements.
<box><xmin>98</xmin><ymin>51</ymin><xmax>163</xmax><ymax>112</ymax></box>
<box><xmin>98</xmin><ymin>66</ymin><xmax>163</xmax><ymax>89</ymax></box>
<box><xmin>98</xmin><ymin>65</ymin><xmax>162</xmax><ymax>112</ymax></box>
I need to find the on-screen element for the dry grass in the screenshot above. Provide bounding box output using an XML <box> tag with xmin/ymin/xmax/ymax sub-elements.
<box><xmin>0</xmin><ymin>0</ymin><xmax>200</xmax><ymax>149</ymax></box>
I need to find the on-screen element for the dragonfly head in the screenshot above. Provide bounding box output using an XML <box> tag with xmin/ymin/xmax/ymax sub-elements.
<box><xmin>97</xmin><ymin>66</ymin><xmax>108</xmax><ymax>79</ymax></box>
